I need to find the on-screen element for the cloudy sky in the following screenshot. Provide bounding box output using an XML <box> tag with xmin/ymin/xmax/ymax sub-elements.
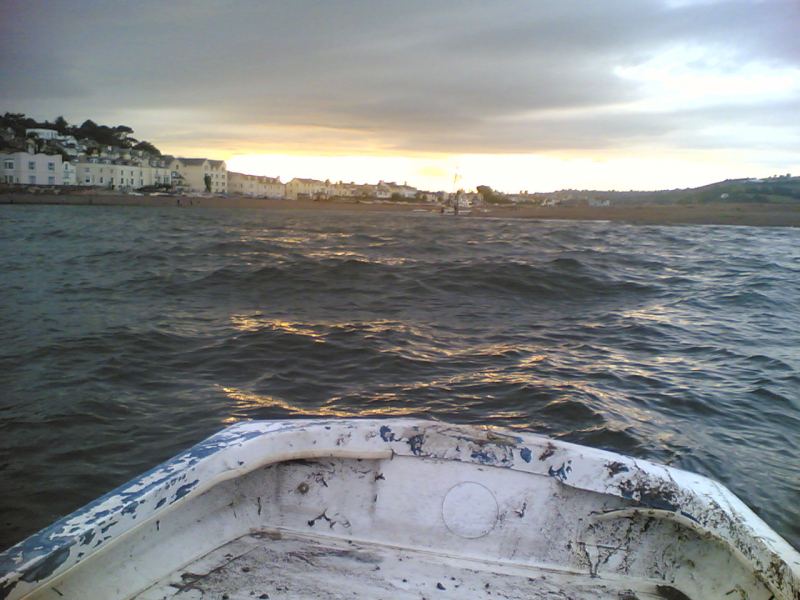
<box><xmin>2</xmin><ymin>0</ymin><xmax>799</xmax><ymax>191</ymax></box>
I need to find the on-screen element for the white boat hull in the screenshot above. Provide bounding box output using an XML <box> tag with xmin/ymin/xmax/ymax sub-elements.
<box><xmin>1</xmin><ymin>420</ymin><xmax>798</xmax><ymax>599</ymax></box>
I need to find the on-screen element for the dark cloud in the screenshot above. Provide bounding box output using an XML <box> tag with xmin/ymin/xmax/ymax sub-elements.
<box><xmin>1</xmin><ymin>0</ymin><xmax>798</xmax><ymax>154</ymax></box>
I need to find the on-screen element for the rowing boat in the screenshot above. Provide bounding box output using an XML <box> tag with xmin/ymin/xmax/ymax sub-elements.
<box><xmin>2</xmin><ymin>419</ymin><xmax>798</xmax><ymax>599</ymax></box>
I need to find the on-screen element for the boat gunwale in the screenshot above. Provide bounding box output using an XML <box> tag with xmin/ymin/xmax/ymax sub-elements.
<box><xmin>1</xmin><ymin>418</ymin><xmax>798</xmax><ymax>600</ymax></box>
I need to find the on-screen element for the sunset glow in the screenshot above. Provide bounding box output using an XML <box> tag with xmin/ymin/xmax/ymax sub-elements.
<box><xmin>2</xmin><ymin>1</ymin><xmax>799</xmax><ymax>192</ymax></box>
<box><xmin>227</xmin><ymin>150</ymin><xmax>797</xmax><ymax>194</ymax></box>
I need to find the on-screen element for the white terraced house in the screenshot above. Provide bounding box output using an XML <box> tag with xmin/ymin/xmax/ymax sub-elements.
<box><xmin>170</xmin><ymin>158</ymin><xmax>227</xmax><ymax>193</ymax></box>
<box><xmin>74</xmin><ymin>157</ymin><xmax>172</xmax><ymax>190</ymax></box>
<box><xmin>24</xmin><ymin>128</ymin><xmax>60</xmax><ymax>140</ymax></box>
<box><xmin>62</xmin><ymin>161</ymin><xmax>76</xmax><ymax>185</ymax></box>
<box><xmin>379</xmin><ymin>180</ymin><xmax>419</xmax><ymax>199</ymax></box>
<box><xmin>227</xmin><ymin>172</ymin><xmax>285</xmax><ymax>198</ymax></box>
<box><xmin>1</xmin><ymin>151</ymin><xmax>62</xmax><ymax>185</ymax></box>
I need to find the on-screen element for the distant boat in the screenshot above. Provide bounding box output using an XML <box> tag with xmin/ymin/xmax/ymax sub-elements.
<box><xmin>1</xmin><ymin>419</ymin><xmax>798</xmax><ymax>599</ymax></box>
<box><xmin>440</xmin><ymin>194</ymin><xmax>471</xmax><ymax>216</ymax></box>
<box><xmin>442</xmin><ymin>169</ymin><xmax>470</xmax><ymax>216</ymax></box>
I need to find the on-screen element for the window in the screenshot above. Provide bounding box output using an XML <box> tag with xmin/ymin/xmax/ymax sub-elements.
<box><xmin>48</xmin><ymin>176</ymin><xmax>55</xmax><ymax>184</ymax></box>
<box><xmin>3</xmin><ymin>160</ymin><xmax>13</xmax><ymax>169</ymax></box>
<box><xmin>48</xmin><ymin>162</ymin><xmax>55</xmax><ymax>171</ymax></box>
<box><xmin>29</xmin><ymin>175</ymin><xmax>36</xmax><ymax>184</ymax></box>
<box><xmin>85</xmin><ymin>177</ymin><xmax>91</xmax><ymax>183</ymax></box>
<box><xmin>28</xmin><ymin>162</ymin><xmax>35</xmax><ymax>170</ymax></box>
<box><xmin>99</xmin><ymin>177</ymin><xmax>104</xmax><ymax>184</ymax></box>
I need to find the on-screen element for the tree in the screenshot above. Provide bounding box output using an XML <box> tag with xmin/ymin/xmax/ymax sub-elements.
<box><xmin>477</xmin><ymin>185</ymin><xmax>499</xmax><ymax>203</ymax></box>
<box><xmin>133</xmin><ymin>141</ymin><xmax>161</xmax><ymax>156</ymax></box>
<box><xmin>75</xmin><ymin>119</ymin><xmax>99</xmax><ymax>141</ymax></box>
<box><xmin>204</xmin><ymin>174</ymin><xmax>212</xmax><ymax>193</ymax></box>
<box><xmin>476</xmin><ymin>185</ymin><xmax>494</xmax><ymax>200</ymax></box>
<box><xmin>1</xmin><ymin>113</ymin><xmax>28</xmax><ymax>137</ymax></box>
<box><xmin>54</xmin><ymin>116</ymin><xmax>68</xmax><ymax>133</ymax></box>
<box><xmin>476</xmin><ymin>184</ymin><xmax>510</xmax><ymax>204</ymax></box>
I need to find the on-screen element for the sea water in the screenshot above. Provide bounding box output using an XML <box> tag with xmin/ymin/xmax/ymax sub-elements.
<box><xmin>1</xmin><ymin>205</ymin><xmax>798</xmax><ymax>550</ymax></box>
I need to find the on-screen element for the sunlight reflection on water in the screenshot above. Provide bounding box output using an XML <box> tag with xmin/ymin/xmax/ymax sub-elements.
<box><xmin>0</xmin><ymin>206</ymin><xmax>798</xmax><ymax>551</ymax></box>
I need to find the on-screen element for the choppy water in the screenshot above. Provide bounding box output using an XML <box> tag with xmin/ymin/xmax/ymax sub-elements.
<box><xmin>1</xmin><ymin>205</ymin><xmax>798</xmax><ymax>551</ymax></box>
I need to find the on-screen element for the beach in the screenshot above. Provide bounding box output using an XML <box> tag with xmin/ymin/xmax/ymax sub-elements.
<box><xmin>2</xmin><ymin>191</ymin><xmax>800</xmax><ymax>227</ymax></box>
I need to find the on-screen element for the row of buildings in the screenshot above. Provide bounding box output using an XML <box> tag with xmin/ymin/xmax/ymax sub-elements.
<box><xmin>0</xmin><ymin>140</ymin><xmax>228</xmax><ymax>194</ymax></box>
<box><xmin>1</xmin><ymin>127</ymin><xmax>432</xmax><ymax>201</ymax></box>
<box><xmin>1</xmin><ymin>149</ymin><xmax>430</xmax><ymax>201</ymax></box>
<box><xmin>2</xmin><ymin>126</ymin><xmax>623</xmax><ymax>207</ymax></box>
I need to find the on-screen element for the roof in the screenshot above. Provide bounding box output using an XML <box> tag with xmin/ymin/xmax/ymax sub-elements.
<box><xmin>176</xmin><ymin>157</ymin><xmax>207</xmax><ymax>167</ymax></box>
<box><xmin>228</xmin><ymin>172</ymin><xmax>282</xmax><ymax>183</ymax></box>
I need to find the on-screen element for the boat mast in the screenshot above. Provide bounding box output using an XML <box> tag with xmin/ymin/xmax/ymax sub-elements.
<box><xmin>452</xmin><ymin>168</ymin><xmax>461</xmax><ymax>215</ymax></box>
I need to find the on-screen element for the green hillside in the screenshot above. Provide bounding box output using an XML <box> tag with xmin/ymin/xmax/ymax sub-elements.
<box><xmin>0</xmin><ymin>112</ymin><xmax>161</xmax><ymax>156</ymax></box>
<box><xmin>521</xmin><ymin>175</ymin><xmax>800</xmax><ymax>206</ymax></box>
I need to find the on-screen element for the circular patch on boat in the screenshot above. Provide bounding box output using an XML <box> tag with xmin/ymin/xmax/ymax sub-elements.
<box><xmin>442</xmin><ymin>482</ymin><xmax>498</xmax><ymax>538</ymax></box>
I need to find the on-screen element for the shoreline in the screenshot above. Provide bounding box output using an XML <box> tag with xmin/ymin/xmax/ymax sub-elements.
<box><xmin>2</xmin><ymin>192</ymin><xmax>800</xmax><ymax>227</ymax></box>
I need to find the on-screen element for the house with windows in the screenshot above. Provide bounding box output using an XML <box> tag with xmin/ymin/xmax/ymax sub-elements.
<box><xmin>329</xmin><ymin>182</ymin><xmax>361</xmax><ymax>197</ymax></box>
<box><xmin>170</xmin><ymin>158</ymin><xmax>227</xmax><ymax>193</ymax></box>
<box><xmin>285</xmin><ymin>177</ymin><xmax>328</xmax><ymax>200</ymax></box>
<box><xmin>62</xmin><ymin>161</ymin><xmax>76</xmax><ymax>185</ymax></box>
<box><xmin>207</xmin><ymin>160</ymin><xmax>227</xmax><ymax>193</ymax></box>
<box><xmin>24</xmin><ymin>128</ymin><xmax>60</xmax><ymax>140</ymax></box>
<box><xmin>73</xmin><ymin>156</ymin><xmax>172</xmax><ymax>190</ymax></box>
<box><xmin>1</xmin><ymin>151</ymin><xmax>62</xmax><ymax>185</ymax></box>
<box><xmin>379</xmin><ymin>181</ymin><xmax>418</xmax><ymax>199</ymax></box>
<box><xmin>24</xmin><ymin>129</ymin><xmax>84</xmax><ymax>158</ymax></box>
<box><xmin>227</xmin><ymin>172</ymin><xmax>285</xmax><ymax>198</ymax></box>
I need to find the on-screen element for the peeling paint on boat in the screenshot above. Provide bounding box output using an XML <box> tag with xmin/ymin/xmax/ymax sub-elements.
<box><xmin>0</xmin><ymin>419</ymin><xmax>798</xmax><ymax>600</ymax></box>
<box><xmin>0</xmin><ymin>422</ymin><xmax>279</xmax><ymax>599</ymax></box>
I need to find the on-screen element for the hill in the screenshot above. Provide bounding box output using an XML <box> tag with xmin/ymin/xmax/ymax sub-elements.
<box><xmin>0</xmin><ymin>112</ymin><xmax>161</xmax><ymax>157</ymax></box>
<box><xmin>504</xmin><ymin>175</ymin><xmax>800</xmax><ymax>207</ymax></box>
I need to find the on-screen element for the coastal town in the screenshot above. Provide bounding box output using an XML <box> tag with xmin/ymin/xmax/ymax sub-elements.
<box><xmin>2</xmin><ymin>113</ymin><xmax>800</xmax><ymax>215</ymax></box>
<box><xmin>0</xmin><ymin>115</ymin><xmax>486</xmax><ymax>207</ymax></box>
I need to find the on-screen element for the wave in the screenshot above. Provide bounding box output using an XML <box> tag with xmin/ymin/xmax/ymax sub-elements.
<box><xmin>1</xmin><ymin>205</ymin><xmax>799</xmax><ymax>551</ymax></box>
